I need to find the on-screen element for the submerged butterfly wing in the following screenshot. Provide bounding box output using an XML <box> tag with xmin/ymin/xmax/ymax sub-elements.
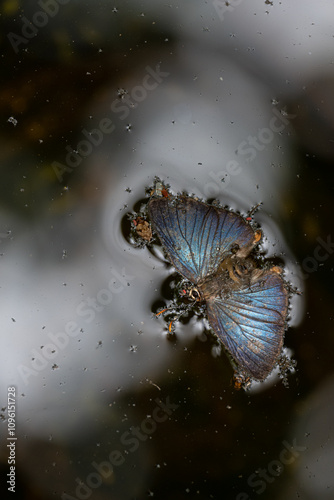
<box><xmin>148</xmin><ymin>196</ymin><xmax>255</xmax><ymax>283</ymax></box>
<box><xmin>205</xmin><ymin>271</ymin><xmax>288</xmax><ymax>380</ymax></box>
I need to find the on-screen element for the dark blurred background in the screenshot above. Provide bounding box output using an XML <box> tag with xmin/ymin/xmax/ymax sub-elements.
<box><xmin>1</xmin><ymin>1</ymin><xmax>334</xmax><ymax>499</ymax></box>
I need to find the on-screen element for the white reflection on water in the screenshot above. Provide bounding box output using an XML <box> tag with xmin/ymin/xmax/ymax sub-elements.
<box><xmin>1</xmin><ymin>30</ymin><xmax>306</xmax><ymax>445</ymax></box>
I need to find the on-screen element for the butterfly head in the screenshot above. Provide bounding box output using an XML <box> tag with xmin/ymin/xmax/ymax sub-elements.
<box><xmin>179</xmin><ymin>285</ymin><xmax>203</xmax><ymax>303</ymax></box>
<box><xmin>188</xmin><ymin>286</ymin><xmax>202</xmax><ymax>302</ymax></box>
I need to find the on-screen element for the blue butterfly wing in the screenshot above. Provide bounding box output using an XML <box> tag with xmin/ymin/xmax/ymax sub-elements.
<box><xmin>205</xmin><ymin>271</ymin><xmax>288</xmax><ymax>380</ymax></box>
<box><xmin>148</xmin><ymin>196</ymin><xmax>255</xmax><ymax>283</ymax></box>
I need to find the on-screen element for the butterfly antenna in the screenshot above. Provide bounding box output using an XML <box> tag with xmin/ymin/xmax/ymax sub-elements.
<box><xmin>156</xmin><ymin>307</ymin><xmax>168</xmax><ymax>317</ymax></box>
<box><xmin>155</xmin><ymin>306</ymin><xmax>175</xmax><ymax>332</ymax></box>
<box><xmin>155</xmin><ymin>301</ymin><xmax>195</xmax><ymax>332</ymax></box>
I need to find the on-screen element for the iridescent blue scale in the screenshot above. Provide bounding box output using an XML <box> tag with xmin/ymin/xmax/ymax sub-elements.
<box><xmin>148</xmin><ymin>191</ymin><xmax>289</xmax><ymax>382</ymax></box>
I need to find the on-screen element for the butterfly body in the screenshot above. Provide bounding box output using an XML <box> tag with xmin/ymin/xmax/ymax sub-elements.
<box><xmin>147</xmin><ymin>190</ymin><xmax>290</xmax><ymax>382</ymax></box>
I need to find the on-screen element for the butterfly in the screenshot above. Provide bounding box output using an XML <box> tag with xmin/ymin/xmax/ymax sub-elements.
<box><xmin>147</xmin><ymin>186</ymin><xmax>290</xmax><ymax>384</ymax></box>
